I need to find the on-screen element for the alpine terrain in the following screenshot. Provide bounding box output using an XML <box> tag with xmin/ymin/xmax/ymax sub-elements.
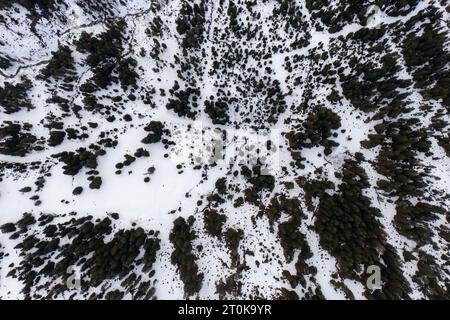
<box><xmin>0</xmin><ymin>0</ymin><xmax>449</xmax><ymax>300</ymax></box>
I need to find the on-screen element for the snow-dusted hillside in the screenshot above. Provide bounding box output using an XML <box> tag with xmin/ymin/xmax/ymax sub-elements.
<box><xmin>0</xmin><ymin>0</ymin><xmax>449</xmax><ymax>300</ymax></box>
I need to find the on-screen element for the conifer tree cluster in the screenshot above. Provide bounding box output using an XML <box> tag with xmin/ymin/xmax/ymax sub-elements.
<box><xmin>204</xmin><ymin>98</ymin><xmax>230</xmax><ymax>125</ymax></box>
<box><xmin>52</xmin><ymin>147</ymin><xmax>103</xmax><ymax>176</ymax></box>
<box><xmin>366</xmin><ymin>118</ymin><xmax>432</xmax><ymax>198</ymax></box>
<box><xmin>0</xmin><ymin>78</ymin><xmax>33</xmax><ymax>114</ymax></box>
<box><xmin>0</xmin><ymin>213</ymin><xmax>161</xmax><ymax>299</ymax></box>
<box><xmin>287</xmin><ymin>106</ymin><xmax>341</xmax><ymax>167</ymax></box>
<box><xmin>402</xmin><ymin>8</ymin><xmax>450</xmax><ymax>109</ymax></box>
<box><xmin>0</xmin><ymin>121</ymin><xmax>42</xmax><ymax>156</ymax></box>
<box><xmin>39</xmin><ymin>45</ymin><xmax>76</xmax><ymax>85</ymax></box>
<box><xmin>0</xmin><ymin>0</ymin><xmax>56</xmax><ymax>12</ymax></box>
<box><xmin>242</xmin><ymin>165</ymin><xmax>275</xmax><ymax>205</ymax></box>
<box><xmin>176</xmin><ymin>0</ymin><xmax>206</xmax><ymax>50</ymax></box>
<box><xmin>305</xmin><ymin>158</ymin><xmax>411</xmax><ymax>299</ymax></box>
<box><xmin>76</xmin><ymin>20</ymin><xmax>139</xmax><ymax>111</ymax></box>
<box><xmin>203</xmin><ymin>209</ymin><xmax>227</xmax><ymax>238</ymax></box>
<box><xmin>166</xmin><ymin>84</ymin><xmax>200</xmax><ymax>119</ymax></box>
<box><xmin>169</xmin><ymin>217</ymin><xmax>204</xmax><ymax>297</ymax></box>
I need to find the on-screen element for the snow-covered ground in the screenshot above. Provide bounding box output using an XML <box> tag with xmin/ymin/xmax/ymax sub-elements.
<box><xmin>0</xmin><ymin>0</ymin><xmax>449</xmax><ymax>300</ymax></box>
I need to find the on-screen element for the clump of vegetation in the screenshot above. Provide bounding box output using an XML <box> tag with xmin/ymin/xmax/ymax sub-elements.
<box><xmin>72</xmin><ymin>186</ymin><xmax>83</xmax><ymax>195</ymax></box>
<box><xmin>305</xmin><ymin>0</ymin><xmax>368</xmax><ymax>33</ymax></box>
<box><xmin>142</xmin><ymin>121</ymin><xmax>164</xmax><ymax>144</ymax></box>
<box><xmin>394</xmin><ymin>201</ymin><xmax>446</xmax><ymax>247</ymax></box>
<box><xmin>39</xmin><ymin>46</ymin><xmax>76</xmax><ymax>83</ymax></box>
<box><xmin>366</xmin><ymin>119</ymin><xmax>432</xmax><ymax>199</ymax></box>
<box><xmin>287</xmin><ymin>106</ymin><xmax>341</xmax><ymax>166</ymax></box>
<box><xmin>0</xmin><ymin>122</ymin><xmax>42</xmax><ymax>156</ymax></box>
<box><xmin>175</xmin><ymin>1</ymin><xmax>206</xmax><ymax>50</ymax></box>
<box><xmin>402</xmin><ymin>9</ymin><xmax>450</xmax><ymax>108</ymax></box>
<box><xmin>166</xmin><ymin>84</ymin><xmax>200</xmax><ymax>119</ymax></box>
<box><xmin>204</xmin><ymin>98</ymin><xmax>230</xmax><ymax>125</ymax></box>
<box><xmin>278</xmin><ymin>211</ymin><xmax>308</xmax><ymax>263</ymax></box>
<box><xmin>2</xmin><ymin>213</ymin><xmax>161</xmax><ymax>299</ymax></box>
<box><xmin>216</xmin><ymin>269</ymin><xmax>243</xmax><ymax>299</ymax></box>
<box><xmin>224</xmin><ymin>228</ymin><xmax>244</xmax><ymax>268</ymax></box>
<box><xmin>215</xmin><ymin>178</ymin><xmax>227</xmax><ymax>195</ymax></box>
<box><xmin>261</xmin><ymin>195</ymin><xmax>307</xmax><ymax>264</ymax></box>
<box><xmin>117</xmin><ymin>57</ymin><xmax>139</xmax><ymax>88</ymax></box>
<box><xmin>52</xmin><ymin>148</ymin><xmax>102</xmax><ymax>175</ymax></box>
<box><xmin>437</xmin><ymin>135</ymin><xmax>450</xmax><ymax>157</ymax></box>
<box><xmin>341</xmin><ymin>53</ymin><xmax>411</xmax><ymax>116</ymax></box>
<box><xmin>147</xmin><ymin>16</ymin><xmax>163</xmax><ymax>37</ymax></box>
<box><xmin>0</xmin><ymin>0</ymin><xmax>56</xmax><ymax>12</ymax></box>
<box><xmin>89</xmin><ymin>176</ymin><xmax>102</xmax><ymax>189</ymax></box>
<box><xmin>262</xmin><ymin>194</ymin><xmax>317</xmax><ymax>293</ymax></box>
<box><xmin>306</xmin><ymin>159</ymin><xmax>411</xmax><ymax>299</ymax></box>
<box><xmin>75</xmin><ymin>21</ymin><xmax>139</xmax><ymax>94</ymax></box>
<box><xmin>413</xmin><ymin>251</ymin><xmax>450</xmax><ymax>299</ymax></box>
<box><xmin>0</xmin><ymin>55</ymin><xmax>12</xmax><ymax>69</ymax></box>
<box><xmin>261</xmin><ymin>195</ymin><xmax>304</xmax><ymax>231</ymax></box>
<box><xmin>242</xmin><ymin>165</ymin><xmax>275</xmax><ymax>205</ymax></box>
<box><xmin>169</xmin><ymin>217</ymin><xmax>203</xmax><ymax>297</ymax></box>
<box><xmin>203</xmin><ymin>209</ymin><xmax>227</xmax><ymax>238</ymax></box>
<box><xmin>0</xmin><ymin>78</ymin><xmax>33</xmax><ymax>114</ymax></box>
<box><xmin>0</xmin><ymin>222</ymin><xmax>16</xmax><ymax>233</ymax></box>
<box><xmin>48</xmin><ymin>130</ymin><xmax>66</xmax><ymax>147</ymax></box>
<box><xmin>380</xmin><ymin>0</ymin><xmax>421</xmax><ymax>16</ymax></box>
